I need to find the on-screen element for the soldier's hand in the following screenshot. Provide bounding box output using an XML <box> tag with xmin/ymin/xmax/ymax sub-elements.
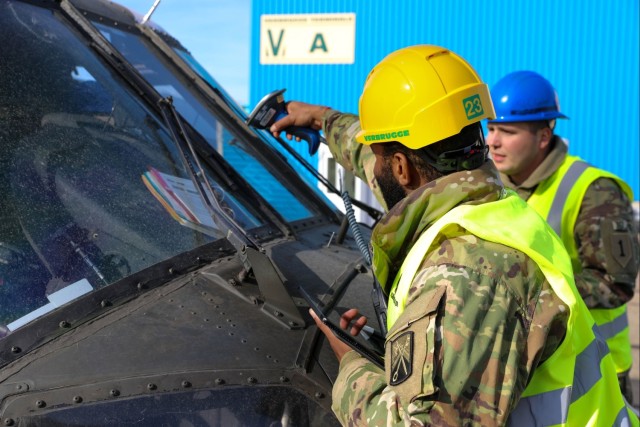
<box><xmin>308</xmin><ymin>308</ymin><xmax>353</xmax><ymax>362</ymax></box>
<box><xmin>270</xmin><ymin>101</ymin><xmax>329</xmax><ymax>141</ymax></box>
<box><xmin>340</xmin><ymin>308</ymin><xmax>368</xmax><ymax>337</ymax></box>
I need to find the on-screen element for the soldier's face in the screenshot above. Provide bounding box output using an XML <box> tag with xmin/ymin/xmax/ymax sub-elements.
<box><xmin>372</xmin><ymin>144</ymin><xmax>406</xmax><ymax>210</ymax></box>
<box><xmin>486</xmin><ymin>122</ymin><xmax>549</xmax><ymax>185</ymax></box>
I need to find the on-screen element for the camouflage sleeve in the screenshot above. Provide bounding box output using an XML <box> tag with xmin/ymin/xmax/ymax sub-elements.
<box><xmin>574</xmin><ymin>177</ymin><xmax>639</xmax><ymax>308</ymax></box>
<box><xmin>331</xmin><ymin>234</ymin><xmax>567</xmax><ymax>426</ymax></box>
<box><xmin>322</xmin><ymin>109</ymin><xmax>387</xmax><ymax>210</ymax></box>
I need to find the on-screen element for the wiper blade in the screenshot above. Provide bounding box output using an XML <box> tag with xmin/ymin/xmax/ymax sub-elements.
<box><xmin>157</xmin><ymin>96</ymin><xmax>256</xmax><ymax>255</ymax></box>
<box><xmin>157</xmin><ymin>97</ymin><xmax>305</xmax><ymax>328</ymax></box>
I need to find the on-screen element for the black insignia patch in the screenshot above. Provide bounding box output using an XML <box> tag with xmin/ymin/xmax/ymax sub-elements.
<box><xmin>610</xmin><ymin>233</ymin><xmax>632</xmax><ymax>268</ymax></box>
<box><xmin>390</xmin><ymin>331</ymin><xmax>413</xmax><ymax>385</ymax></box>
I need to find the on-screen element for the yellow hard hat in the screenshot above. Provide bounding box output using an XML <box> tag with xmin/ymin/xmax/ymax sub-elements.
<box><xmin>355</xmin><ymin>45</ymin><xmax>495</xmax><ymax>149</ymax></box>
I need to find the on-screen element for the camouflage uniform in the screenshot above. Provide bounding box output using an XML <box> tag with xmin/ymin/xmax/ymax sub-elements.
<box><xmin>499</xmin><ymin>135</ymin><xmax>639</xmax><ymax>402</ymax></box>
<box><xmin>323</xmin><ymin>110</ymin><xmax>569</xmax><ymax>426</ymax></box>
<box><xmin>500</xmin><ymin>136</ymin><xmax>638</xmax><ymax>308</ymax></box>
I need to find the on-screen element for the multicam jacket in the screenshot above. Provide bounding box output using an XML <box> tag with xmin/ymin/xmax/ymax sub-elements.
<box><xmin>322</xmin><ymin>110</ymin><xmax>569</xmax><ymax>426</ymax></box>
<box><xmin>499</xmin><ymin>136</ymin><xmax>638</xmax><ymax>309</ymax></box>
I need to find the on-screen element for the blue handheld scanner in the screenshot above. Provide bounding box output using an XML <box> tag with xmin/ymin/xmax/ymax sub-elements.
<box><xmin>271</xmin><ymin>111</ymin><xmax>321</xmax><ymax>155</ymax></box>
<box><xmin>246</xmin><ymin>89</ymin><xmax>321</xmax><ymax>155</ymax></box>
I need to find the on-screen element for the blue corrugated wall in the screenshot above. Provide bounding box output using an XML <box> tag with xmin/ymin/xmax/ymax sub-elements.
<box><xmin>250</xmin><ymin>0</ymin><xmax>639</xmax><ymax>199</ymax></box>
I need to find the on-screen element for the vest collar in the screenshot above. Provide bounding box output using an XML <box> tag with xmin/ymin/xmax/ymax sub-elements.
<box><xmin>370</xmin><ymin>161</ymin><xmax>504</xmax><ymax>291</ymax></box>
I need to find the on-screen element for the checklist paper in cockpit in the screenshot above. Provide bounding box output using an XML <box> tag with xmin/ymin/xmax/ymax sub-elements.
<box><xmin>142</xmin><ymin>167</ymin><xmax>220</xmax><ymax>236</ymax></box>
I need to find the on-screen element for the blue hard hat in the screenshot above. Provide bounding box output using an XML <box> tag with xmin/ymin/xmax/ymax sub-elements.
<box><xmin>488</xmin><ymin>71</ymin><xmax>568</xmax><ymax>123</ymax></box>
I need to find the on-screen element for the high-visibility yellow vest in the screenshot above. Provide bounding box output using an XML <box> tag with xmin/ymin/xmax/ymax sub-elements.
<box><xmin>386</xmin><ymin>190</ymin><xmax>635</xmax><ymax>426</ymax></box>
<box><xmin>527</xmin><ymin>155</ymin><xmax>634</xmax><ymax>374</ymax></box>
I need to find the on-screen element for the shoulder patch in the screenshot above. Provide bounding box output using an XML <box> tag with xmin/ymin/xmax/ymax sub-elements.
<box><xmin>609</xmin><ymin>231</ymin><xmax>633</xmax><ymax>269</ymax></box>
<box><xmin>603</xmin><ymin>219</ymin><xmax>635</xmax><ymax>271</ymax></box>
<box><xmin>390</xmin><ymin>331</ymin><xmax>413</xmax><ymax>385</ymax></box>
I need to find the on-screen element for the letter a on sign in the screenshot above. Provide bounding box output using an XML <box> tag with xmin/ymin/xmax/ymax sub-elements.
<box><xmin>310</xmin><ymin>33</ymin><xmax>328</xmax><ymax>52</ymax></box>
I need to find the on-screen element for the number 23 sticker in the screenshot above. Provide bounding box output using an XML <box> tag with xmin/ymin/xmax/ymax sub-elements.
<box><xmin>463</xmin><ymin>94</ymin><xmax>484</xmax><ymax>120</ymax></box>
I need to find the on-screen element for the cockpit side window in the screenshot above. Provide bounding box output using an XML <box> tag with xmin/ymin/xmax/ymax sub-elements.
<box><xmin>93</xmin><ymin>23</ymin><xmax>316</xmax><ymax>222</ymax></box>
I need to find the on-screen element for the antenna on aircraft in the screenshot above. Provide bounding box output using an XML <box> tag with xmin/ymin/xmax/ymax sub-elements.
<box><xmin>141</xmin><ymin>0</ymin><xmax>161</xmax><ymax>24</ymax></box>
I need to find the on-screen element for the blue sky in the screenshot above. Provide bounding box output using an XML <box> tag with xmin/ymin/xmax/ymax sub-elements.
<box><xmin>117</xmin><ymin>0</ymin><xmax>251</xmax><ymax>106</ymax></box>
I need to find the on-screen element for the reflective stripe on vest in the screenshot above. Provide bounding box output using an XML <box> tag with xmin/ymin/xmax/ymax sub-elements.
<box><xmin>546</xmin><ymin>160</ymin><xmax>590</xmax><ymax>236</ymax></box>
<box><xmin>509</xmin><ymin>325</ymin><xmax>613</xmax><ymax>426</ymax></box>
<box><xmin>596</xmin><ymin>306</ymin><xmax>629</xmax><ymax>341</ymax></box>
<box><xmin>384</xmin><ymin>191</ymin><xmax>629</xmax><ymax>426</ymax></box>
<box><xmin>527</xmin><ymin>154</ymin><xmax>634</xmax><ymax>373</ymax></box>
<box><xmin>591</xmin><ymin>305</ymin><xmax>632</xmax><ymax>374</ymax></box>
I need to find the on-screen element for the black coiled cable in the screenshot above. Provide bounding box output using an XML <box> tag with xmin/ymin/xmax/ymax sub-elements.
<box><xmin>339</xmin><ymin>178</ymin><xmax>387</xmax><ymax>336</ymax></box>
<box><xmin>341</xmin><ymin>190</ymin><xmax>372</xmax><ymax>266</ymax></box>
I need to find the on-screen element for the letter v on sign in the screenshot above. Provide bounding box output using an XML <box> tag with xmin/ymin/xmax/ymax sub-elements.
<box><xmin>267</xmin><ymin>29</ymin><xmax>284</xmax><ymax>56</ymax></box>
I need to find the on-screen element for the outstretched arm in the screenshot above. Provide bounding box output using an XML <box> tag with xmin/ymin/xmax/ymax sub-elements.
<box><xmin>270</xmin><ymin>102</ymin><xmax>387</xmax><ymax>210</ymax></box>
<box><xmin>269</xmin><ymin>101</ymin><xmax>329</xmax><ymax>139</ymax></box>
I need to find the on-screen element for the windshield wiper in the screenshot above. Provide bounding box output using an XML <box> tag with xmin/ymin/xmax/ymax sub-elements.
<box><xmin>157</xmin><ymin>97</ymin><xmax>305</xmax><ymax>328</ymax></box>
<box><xmin>158</xmin><ymin>97</ymin><xmax>254</xmax><ymax>252</ymax></box>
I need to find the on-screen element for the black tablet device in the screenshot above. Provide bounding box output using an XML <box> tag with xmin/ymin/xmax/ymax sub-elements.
<box><xmin>299</xmin><ymin>286</ymin><xmax>384</xmax><ymax>369</ymax></box>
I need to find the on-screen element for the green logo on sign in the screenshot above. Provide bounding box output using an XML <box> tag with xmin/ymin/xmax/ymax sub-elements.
<box><xmin>463</xmin><ymin>94</ymin><xmax>484</xmax><ymax>120</ymax></box>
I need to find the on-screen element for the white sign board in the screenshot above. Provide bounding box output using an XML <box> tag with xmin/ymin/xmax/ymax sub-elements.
<box><xmin>259</xmin><ymin>13</ymin><xmax>356</xmax><ymax>65</ymax></box>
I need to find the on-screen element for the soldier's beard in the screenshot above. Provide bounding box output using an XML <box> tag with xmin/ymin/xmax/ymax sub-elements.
<box><xmin>376</xmin><ymin>162</ymin><xmax>407</xmax><ymax>211</ymax></box>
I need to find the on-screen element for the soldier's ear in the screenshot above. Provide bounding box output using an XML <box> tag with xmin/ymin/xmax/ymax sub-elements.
<box><xmin>390</xmin><ymin>152</ymin><xmax>410</xmax><ymax>186</ymax></box>
<box><xmin>539</xmin><ymin>127</ymin><xmax>553</xmax><ymax>150</ymax></box>
<box><xmin>391</xmin><ymin>152</ymin><xmax>422</xmax><ymax>189</ymax></box>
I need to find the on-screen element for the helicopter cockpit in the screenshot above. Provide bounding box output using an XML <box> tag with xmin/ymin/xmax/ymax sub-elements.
<box><xmin>0</xmin><ymin>0</ymin><xmax>330</xmax><ymax>334</ymax></box>
<box><xmin>0</xmin><ymin>1</ymin><xmax>381</xmax><ymax>425</ymax></box>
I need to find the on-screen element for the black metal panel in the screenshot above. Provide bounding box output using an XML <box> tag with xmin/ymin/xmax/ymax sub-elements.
<box><xmin>0</xmin><ymin>222</ymin><xmax>376</xmax><ymax>421</ymax></box>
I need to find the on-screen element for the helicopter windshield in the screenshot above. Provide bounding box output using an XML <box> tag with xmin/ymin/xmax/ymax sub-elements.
<box><xmin>91</xmin><ymin>21</ymin><xmax>315</xmax><ymax>222</ymax></box>
<box><xmin>0</xmin><ymin>1</ymin><xmax>318</xmax><ymax>336</ymax></box>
